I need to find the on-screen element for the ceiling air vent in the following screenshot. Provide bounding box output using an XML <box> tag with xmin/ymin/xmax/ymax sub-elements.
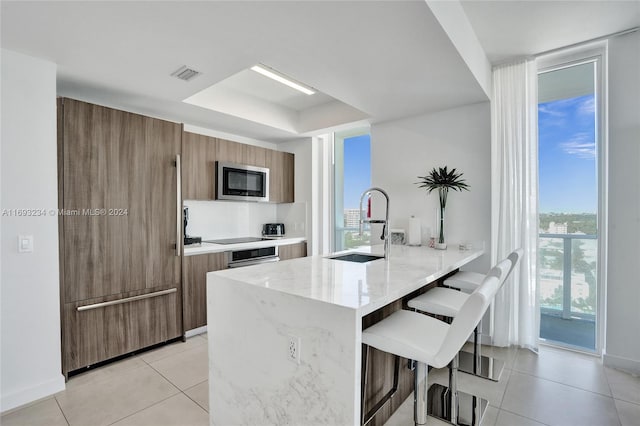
<box><xmin>171</xmin><ymin>65</ymin><xmax>201</xmax><ymax>82</ymax></box>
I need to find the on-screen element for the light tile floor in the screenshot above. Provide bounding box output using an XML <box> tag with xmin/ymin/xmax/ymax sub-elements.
<box><xmin>386</xmin><ymin>343</ymin><xmax>640</xmax><ymax>426</ymax></box>
<box><xmin>2</xmin><ymin>336</ymin><xmax>639</xmax><ymax>426</ymax></box>
<box><xmin>1</xmin><ymin>334</ymin><xmax>209</xmax><ymax>426</ymax></box>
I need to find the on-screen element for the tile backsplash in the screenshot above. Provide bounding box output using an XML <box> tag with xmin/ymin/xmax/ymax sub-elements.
<box><xmin>275</xmin><ymin>202</ymin><xmax>307</xmax><ymax>238</ymax></box>
<box><xmin>184</xmin><ymin>200</ymin><xmax>307</xmax><ymax>240</ymax></box>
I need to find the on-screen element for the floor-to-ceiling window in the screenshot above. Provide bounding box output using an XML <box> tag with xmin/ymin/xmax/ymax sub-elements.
<box><xmin>537</xmin><ymin>51</ymin><xmax>605</xmax><ymax>353</ymax></box>
<box><xmin>333</xmin><ymin>129</ymin><xmax>371</xmax><ymax>251</ymax></box>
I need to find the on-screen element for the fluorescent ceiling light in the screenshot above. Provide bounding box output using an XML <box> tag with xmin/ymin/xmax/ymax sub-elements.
<box><xmin>251</xmin><ymin>64</ymin><xmax>316</xmax><ymax>95</ymax></box>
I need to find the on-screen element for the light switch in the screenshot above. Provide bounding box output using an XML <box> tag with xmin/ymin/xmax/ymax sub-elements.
<box><xmin>18</xmin><ymin>235</ymin><xmax>33</xmax><ymax>253</ymax></box>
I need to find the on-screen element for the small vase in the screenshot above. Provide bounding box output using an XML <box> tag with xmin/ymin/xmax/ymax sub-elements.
<box><xmin>436</xmin><ymin>201</ymin><xmax>446</xmax><ymax>250</ymax></box>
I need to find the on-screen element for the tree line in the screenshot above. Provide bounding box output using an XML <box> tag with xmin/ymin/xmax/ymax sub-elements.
<box><xmin>539</xmin><ymin>213</ymin><xmax>597</xmax><ymax>235</ymax></box>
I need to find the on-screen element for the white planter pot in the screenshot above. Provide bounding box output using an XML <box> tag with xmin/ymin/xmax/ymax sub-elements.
<box><xmin>434</xmin><ymin>242</ymin><xmax>447</xmax><ymax>250</ymax></box>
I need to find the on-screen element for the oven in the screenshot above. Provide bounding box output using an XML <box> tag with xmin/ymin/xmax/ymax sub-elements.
<box><xmin>227</xmin><ymin>246</ymin><xmax>279</xmax><ymax>268</ymax></box>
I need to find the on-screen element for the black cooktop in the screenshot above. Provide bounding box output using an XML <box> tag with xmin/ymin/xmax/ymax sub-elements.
<box><xmin>205</xmin><ymin>237</ymin><xmax>268</xmax><ymax>245</ymax></box>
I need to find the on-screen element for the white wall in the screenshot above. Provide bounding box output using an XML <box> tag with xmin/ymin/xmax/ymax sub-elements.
<box><xmin>1</xmin><ymin>49</ymin><xmax>65</xmax><ymax>411</ymax></box>
<box><xmin>604</xmin><ymin>31</ymin><xmax>640</xmax><ymax>373</ymax></box>
<box><xmin>371</xmin><ymin>102</ymin><xmax>492</xmax><ymax>273</ymax></box>
<box><xmin>426</xmin><ymin>0</ymin><xmax>492</xmax><ymax>98</ymax></box>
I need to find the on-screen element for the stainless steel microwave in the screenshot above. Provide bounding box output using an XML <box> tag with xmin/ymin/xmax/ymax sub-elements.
<box><xmin>216</xmin><ymin>162</ymin><xmax>269</xmax><ymax>202</ymax></box>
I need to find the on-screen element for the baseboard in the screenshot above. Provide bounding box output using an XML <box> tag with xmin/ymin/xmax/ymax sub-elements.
<box><xmin>185</xmin><ymin>325</ymin><xmax>208</xmax><ymax>338</ymax></box>
<box><xmin>478</xmin><ymin>334</ymin><xmax>492</xmax><ymax>345</ymax></box>
<box><xmin>466</xmin><ymin>333</ymin><xmax>492</xmax><ymax>346</ymax></box>
<box><xmin>0</xmin><ymin>374</ymin><xmax>66</xmax><ymax>414</ymax></box>
<box><xmin>603</xmin><ymin>353</ymin><xmax>640</xmax><ymax>375</ymax></box>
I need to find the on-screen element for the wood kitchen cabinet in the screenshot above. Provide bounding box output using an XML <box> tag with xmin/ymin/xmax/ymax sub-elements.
<box><xmin>182</xmin><ymin>253</ymin><xmax>227</xmax><ymax>331</ymax></box>
<box><xmin>278</xmin><ymin>242</ymin><xmax>307</xmax><ymax>261</ymax></box>
<box><xmin>182</xmin><ymin>244</ymin><xmax>304</xmax><ymax>332</ymax></box>
<box><xmin>216</xmin><ymin>137</ymin><xmax>245</xmax><ymax>164</ymax></box>
<box><xmin>267</xmin><ymin>150</ymin><xmax>295</xmax><ymax>203</ymax></box>
<box><xmin>62</xmin><ymin>287</ymin><xmax>181</xmax><ymax>372</ymax></box>
<box><xmin>58</xmin><ymin>98</ymin><xmax>183</xmax><ymax>375</ymax></box>
<box><xmin>182</xmin><ymin>133</ymin><xmax>294</xmax><ymax>203</ymax></box>
<box><xmin>182</xmin><ymin>132</ymin><xmax>217</xmax><ymax>200</ymax></box>
<box><xmin>244</xmin><ymin>144</ymin><xmax>267</xmax><ymax>167</ymax></box>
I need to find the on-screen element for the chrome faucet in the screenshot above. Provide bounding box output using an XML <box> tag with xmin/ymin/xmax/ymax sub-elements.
<box><xmin>359</xmin><ymin>187</ymin><xmax>390</xmax><ymax>259</ymax></box>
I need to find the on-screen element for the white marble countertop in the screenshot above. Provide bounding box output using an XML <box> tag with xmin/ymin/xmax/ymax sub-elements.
<box><xmin>184</xmin><ymin>236</ymin><xmax>306</xmax><ymax>256</ymax></box>
<box><xmin>210</xmin><ymin>244</ymin><xmax>484</xmax><ymax>316</ymax></box>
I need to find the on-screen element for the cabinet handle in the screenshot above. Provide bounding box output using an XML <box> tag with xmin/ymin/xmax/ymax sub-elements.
<box><xmin>77</xmin><ymin>288</ymin><xmax>177</xmax><ymax>311</ymax></box>
<box><xmin>176</xmin><ymin>154</ymin><xmax>182</xmax><ymax>257</ymax></box>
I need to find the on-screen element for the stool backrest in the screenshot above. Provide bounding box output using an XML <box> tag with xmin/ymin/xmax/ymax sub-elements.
<box><xmin>501</xmin><ymin>248</ymin><xmax>524</xmax><ymax>289</ymax></box>
<box><xmin>431</xmin><ymin>259</ymin><xmax>511</xmax><ymax>368</ymax></box>
<box><xmin>490</xmin><ymin>257</ymin><xmax>515</xmax><ymax>287</ymax></box>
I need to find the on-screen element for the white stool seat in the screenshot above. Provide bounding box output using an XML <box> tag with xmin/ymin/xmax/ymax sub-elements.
<box><xmin>407</xmin><ymin>287</ymin><xmax>467</xmax><ymax>317</ymax></box>
<box><xmin>444</xmin><ymin>271</ymin><xmax>484</xmax><ymax>292</ymax></box>
<box><xmin>411</xmin><ymin>258</ymin><xmax>512</xmax><ymax>320</ymax></box>
<box><xmin>363</xmin><ymin>310</ymin><xmax>449</xmax><ymax>367</ymax></box>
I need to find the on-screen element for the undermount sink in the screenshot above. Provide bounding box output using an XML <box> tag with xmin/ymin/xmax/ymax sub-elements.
<box><xmin>328</xmin><ymin>253</ymin><xmax>384</xmax><ymax>263</ymax></box>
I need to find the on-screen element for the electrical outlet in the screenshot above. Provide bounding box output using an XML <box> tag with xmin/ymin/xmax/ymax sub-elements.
<box><xmin>288</xmin><ymin>335</ymin><xmax>301</xmax><ymax>364</ymax></box>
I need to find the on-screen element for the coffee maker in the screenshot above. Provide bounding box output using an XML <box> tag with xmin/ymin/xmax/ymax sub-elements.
<box><xmin>183</xmin><ymin>206</ymin><xmax>202</xmax><ymax>245</ymax></box>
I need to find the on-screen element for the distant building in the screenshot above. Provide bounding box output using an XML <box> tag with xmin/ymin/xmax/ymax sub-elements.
<box><xmin>548</xmin><ymin>221</ymin><xmax>568</xmax><ymax>234</ymax></box>
<box><xmin>572</xmin><ymin>273</ymin><xmax>590</xmax><ymax>300</ymax></box>
<box><xmin>344</xmin><ymin>208</ymin><xmax>362</xmax><ymax>228</ymax></box>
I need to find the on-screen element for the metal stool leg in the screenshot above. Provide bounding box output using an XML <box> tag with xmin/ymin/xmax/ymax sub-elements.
<box><xmin>457</xmin><ymin>322</ymin><xmax>504</xmax><ymax>382</ymax></box>
<box><xmin>474</xmin><ymin>325</ymin><xmax>480</xmax><ymax>375</ymax></box>
<box><xmin>414</xmin><ymin>361</ymin><xmax>428</xmax><ymax>425</ymax></box>
<box><xmin>449</xmin><ymin>354</ymin><xmax>459</xmax><ymax>423</ymax></box>
<box><xmin>427</xmin><ymin>349</ymin><xmax>488</xmax><ymax>426</ymax></box>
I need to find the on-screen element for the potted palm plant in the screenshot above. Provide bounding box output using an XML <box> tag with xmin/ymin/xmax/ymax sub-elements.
<box><xmin>416</xmin><ymin>166</ymin><xmax>469</xmax><ymax>249</ymax></box>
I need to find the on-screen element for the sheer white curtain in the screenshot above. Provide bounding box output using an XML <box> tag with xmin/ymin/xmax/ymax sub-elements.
<box><xmin>490</xmin><ymin>59</ymin><xmax>539</xmax><ymax>351</ymax></box>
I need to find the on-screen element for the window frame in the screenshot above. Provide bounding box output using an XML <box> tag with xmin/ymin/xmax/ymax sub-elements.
<box><xmin>536</xmin><ymin>42</ymin><xmax>608</xmax><ymax>355</ymax></box>
<box><xmin>332</xmin><ymin>127</ymin><xmax>371</xmax><ymax>252</ymax></box>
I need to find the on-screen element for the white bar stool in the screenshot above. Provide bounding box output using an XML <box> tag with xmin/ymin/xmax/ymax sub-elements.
<box><xmin>406</xmin><ymin>258</ymin><xmax>512</xmax><ymax>425</ymax></box>
<box><xmin>438</xmin><ymin>249</ymin><xmax>523</xmax><ymax>381</ymax></box>
<box><xmin>361</xmin><ymin>267</ymin><xmax>502</xmax><ymax>426</ymax></box>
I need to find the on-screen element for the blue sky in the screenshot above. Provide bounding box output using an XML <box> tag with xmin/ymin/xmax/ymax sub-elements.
<box><xmin>343</xmin><ymin>134</ymin><xmax>371</xmax><ymax>208</ymax></box>
<box><xmin>538</xmin><ymin>94</ymin><xmax>597</xmax><ymax>214</ymax></box>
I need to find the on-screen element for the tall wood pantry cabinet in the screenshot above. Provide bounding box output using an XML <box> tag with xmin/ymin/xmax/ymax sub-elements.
<box><xmin>57</xmin><ymin>98</ymin><xmax>183</xmax><ymax>376</ymax></box>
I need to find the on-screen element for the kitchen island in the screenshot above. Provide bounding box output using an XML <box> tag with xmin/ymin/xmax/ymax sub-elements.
<box><xmin>206</xmin><ymin>244</ymin><xmax>484</xmax><ymax>425</ymax></box>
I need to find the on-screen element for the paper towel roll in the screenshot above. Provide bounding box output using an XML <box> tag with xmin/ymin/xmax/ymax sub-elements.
<box><xmin>408</xmin><ymin>217</ymin><xmax>421</xmax><ymax>246</ymax></box>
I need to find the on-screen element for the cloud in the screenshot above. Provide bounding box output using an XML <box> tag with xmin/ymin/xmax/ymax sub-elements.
<box><xmin>578</xmin><ymin>97</ymin><xmax>595</xmax><ymax>115</ymax></box>
<box><xmin>560</xmin><ymin>132</ymin><xmax>595</xmax><ymax>158</ymax></box>
<box><xmin>538</xmin><ymin>104</ymin><xmax>566</xmax><ymax>117</ymax></box>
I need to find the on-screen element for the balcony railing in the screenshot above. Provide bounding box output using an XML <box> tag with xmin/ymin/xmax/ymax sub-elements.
<box><xmin>539</xmin><ymin>233</ymin><xmax>597</xmax><ymax>319</ymax></box>
<box><xmin>539</xmin><ymin>233</ymin><xmax>597</xmax><ymax>350</ymax></box>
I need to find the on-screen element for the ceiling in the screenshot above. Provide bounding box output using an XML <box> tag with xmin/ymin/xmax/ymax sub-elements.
<box><xmin>1</xmin><ymin>1</ymin><xmax>638</xmax><ymax>142</ymax></box>
<box><xmin>461</xmin><ymin>0</ymin><xmax>640</xmax><ymax>64</ymax></box>
<box><xmin>217</xmin><ymin>69</ymin><xmax>333</xmax><ymax>112</ymax></box>
<box><xmin>183</xmin><ymin>67</ymin><xmax>369</xmax><ymax>134</ymax></box>
<box><xmin>0</xmin><ymin>1</ymin><xmax>486</xmax><ymax>142</ymax></box>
